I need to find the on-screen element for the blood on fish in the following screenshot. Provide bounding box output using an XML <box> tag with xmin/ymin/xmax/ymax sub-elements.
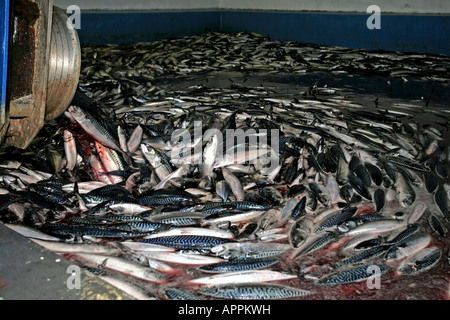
<box><xmin>336</xmin><ymin>282</ymin><xmax>368</xmax><ymax>296</ymax></box>
<box><xmin>355</xmin><ymin>205</ymin><xmax>377</xmax><ymax>216</ymax></box>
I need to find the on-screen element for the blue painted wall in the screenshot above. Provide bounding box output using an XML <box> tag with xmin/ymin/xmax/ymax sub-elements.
<box><xmin>77</xmin><ymin>10</ymin><xmax>221</xmax><ymax>46</ymax></box>
<box><xmin>221</xmin><ymin>11</ymin><xmax>450</xmax><ymax>55</ymax></box>
<box><xmin>76</xmin><ymin>10</ymin><xmax>450</xmax><ymax>55</ymax></box>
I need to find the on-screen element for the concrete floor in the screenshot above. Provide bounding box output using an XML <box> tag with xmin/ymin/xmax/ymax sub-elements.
<box><xmin>0</xmin><ymin>223</ymin><xmax>133</xmax><ymax>300</ymax></box>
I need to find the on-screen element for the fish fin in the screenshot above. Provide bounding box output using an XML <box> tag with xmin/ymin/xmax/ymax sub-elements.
<box><xmin>72</xmin><ymin>182</ymin><xmax>88</xmax><ymax>211</ymax></box>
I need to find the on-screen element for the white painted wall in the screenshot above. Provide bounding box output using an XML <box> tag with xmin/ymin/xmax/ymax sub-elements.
<box><xmin>54</xmin><ymin>0</ymin><xmax>450</xmax><ymax>13</ymax></box>
<box><xmin>53</xmin><ymin>0</ymin><xmax>219</xmax><ymax>11</ymax></box>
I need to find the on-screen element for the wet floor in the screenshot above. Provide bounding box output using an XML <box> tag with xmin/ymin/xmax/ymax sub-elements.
<box><xmin>153</xmin><ymin>69</ymin><xmax>450</xmax><ymax>109</ymax></box>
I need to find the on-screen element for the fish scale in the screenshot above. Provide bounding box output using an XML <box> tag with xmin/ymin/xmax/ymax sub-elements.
<box><xmin>317</xmin><ymin>264</ymin><xmax>392</xmax><ymax>285</ymax></box>
<box><xmin>42</xmin><ymin>223</ymin><xmax>149</xmax><ymax>238</ymax></box>
<box><xmin>153</xmin><ymin>215</ymin><xmax>203</xmax><ymax>226</ymax></box>
<box><xmin>140</xmin><ymin>235</ymin><xmax>235</xmax><ymax>250</ymax></box>
<box><xmin>137</xmin><ymin>194</ymin><xmax>194</xmax><ymax>206</ymax></box>
<box><xmin>314</xmin><ymin>206</ymin><xmax>357</xmax><ymax>233</ymax></box>
<box><xmin>199</xmin><ymin>284</ymin><xmax>310</xmax><ymax>300</ymax></box>
<box><xmin>110</xmin><ymin>221</ymin><xmax>170</xmax><ymax>233</ymax></box>
<box><xmin>334</xmin><ymin>245</ymin><xmax>391</xmax><ymax>268</ymax></box>
<box><xmin>163</xmin><ymin>288</ymin><xmax>198</xmax><ymax>300</ymax></box>
<box><xmin>292</xmin><ymin>232</ymin><xmax>337</xmax><ymax>259</ymax></box>
<box><xmin>198</xmin><ymin>257</ymin><xmax>279</xmax><ymax>273</ymax></box>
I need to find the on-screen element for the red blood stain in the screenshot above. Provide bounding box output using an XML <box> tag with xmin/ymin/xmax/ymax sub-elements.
<box><xmin>337</xmin><ymin>282</ymin><xmax>367</xmax><ymax>296</ymax></box>
<box><xmin>355</xmin><ymin>204</ymin><xmax>376</xmax><ymax>216</ymax></box>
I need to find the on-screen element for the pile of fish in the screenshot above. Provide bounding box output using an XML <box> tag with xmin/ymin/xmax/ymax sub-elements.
<box><xmin>79</xmin><ymin>31</ymin><xmax>450</xmax><ymax>106</ymax></box>
<box><xmin>0</xmin><ymin>31</ymin><xmax>449</xmax><ymax>300</ymax></box>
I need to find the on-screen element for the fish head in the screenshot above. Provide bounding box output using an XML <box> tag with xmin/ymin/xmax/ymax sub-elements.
<box><xmin>67</xmin><ymin>106</ymin><xmax>85</xmax><ymax>119</ymax></box>
<box><xmin>337</xmin><ymin>219</ymin><xmax>360</xmax><ymax>233</ymax></box>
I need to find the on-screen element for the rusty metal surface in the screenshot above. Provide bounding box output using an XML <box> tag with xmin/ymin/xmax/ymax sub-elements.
<box><xmin>5</xmin><ymin>0</ymin><xmax>52</xmax><ymax>149</ymax></box>
<box><xmin>4</xmin><ymin>1</ymin><xmax>80</xmax><ymax>149</ymax></box>
<box><xmin>7</xmin><ymin>0</ymin><xmax>39</xmax><ymax>120</ymax></box>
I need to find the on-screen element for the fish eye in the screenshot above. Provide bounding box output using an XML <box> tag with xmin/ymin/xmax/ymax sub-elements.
<box><xmin>349</xmin><ymin>220</ymin><xmax>359</xmax><ymax>227</ymax></box>
<box><xmin>337</xmin><ymin>223</ymin><xmax>350</xmax><ymax>233</ymax></box>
